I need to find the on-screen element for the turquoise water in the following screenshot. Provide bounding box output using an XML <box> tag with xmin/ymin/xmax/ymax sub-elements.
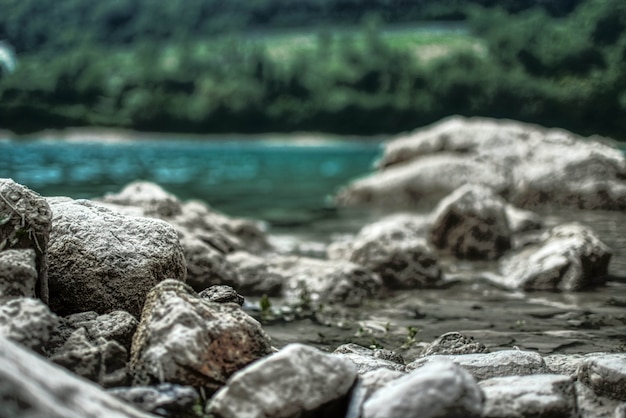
<box><xmin>0</xmin><ymin>137</ymin><xmax>382</xmax><ymax>226</ymax></box>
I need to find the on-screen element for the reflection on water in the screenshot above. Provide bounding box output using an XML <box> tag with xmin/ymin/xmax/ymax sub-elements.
<box><xmin>0</xmin><ymin>137</ymin><xmax>382</xmax><ymax>226</ymax></box>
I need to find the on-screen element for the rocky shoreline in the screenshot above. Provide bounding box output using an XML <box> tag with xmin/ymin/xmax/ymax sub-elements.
<box><xmin>1</xmin><ymin>117</ymin><xmax>625</xmax><ymax>417</ymax></box>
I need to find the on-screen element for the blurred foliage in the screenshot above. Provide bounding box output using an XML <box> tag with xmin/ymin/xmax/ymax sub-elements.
<box><xmin>0</xmin><ymin>0</ymin><xmax>625</xmax><ymax>138</ymax></box>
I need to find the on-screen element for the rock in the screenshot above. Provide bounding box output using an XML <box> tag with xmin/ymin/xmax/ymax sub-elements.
<box><xmin>225</xmin><ymin>252</ymin><xmax>284</xmax><ymax>296</ymax></box>
<box><xmin>616</xmin><ymin>403</ymin><xmax>626</xmax><ymax>418</ymax></box>
<box><xmin>479</xmin><ymin>374</ymin><xmax>578</xmax><ymax>418</ymax></box>
<box><xmin>504</xmin><ymin>205</ymin><xmax>543</xmax><ymax>234</ymax></box>
<box><xmin>498</xmin><ymin>223</ymin><xmax>612</xmax><ymax>290</ymax></box>
<box><xmin>0</xmin><ymin>334</ymin><xmax>154</xmax><ymax>418</ymax></box>
<box><xmin>0</xmin><ymin>178</ymin><xmax>52</xmax><ymax>302</ymax></box>
<box><xmin>329</xmin><ymin>214</ymin><xmax>441</xmax><ymax>289</ymax></box>
<box><xmin>543</xmin><ymin>353</ymin><xmax>587</xmax><ymax>378</ymax></box>
<box><xmin>199</xmin><ymin>285</ymin><xmax>244</xmax><ymax>306</ymax></box>
<box><xmin>208</xmin><ymin>343</ymin><xmax>357</xmax><ymax>418</ymax></box>
<box><xmin>346</xmin><ymin>368</ymin><xmax>406</xmax><ymax>418</ymax></box>
<box><xmin>0</xmin><ymin>297</ymin><xmax>58</xmax><ymax>353</ymax></box>
<box><xmin>407</xmin><ymin>350</ymin><xmax>549</xmax><ymax>381</ymax></box>
<box><xmin>50</xmin><ymin>327</ymin><xmax>130</xmax><ymax>388</ymax></box>
<box><xmin>0</xmin><ymin>249</ymin><xmax>38</xmax><ymax>300</ymax></box>
<box><xmin>272</xmin><ymin>255</ymin><xmax>382</xmax><ymax>307</ymax></box>
<box><xmin>575</xmin><ymin>380</ymin><xmax>624</xmax><ymax>418</ymax></box>
<box><xmin>46</xmin><ymin>198</ymin><xmax>186</xmax><ymax>317</ymax></box>
<box><xmin>102</xmin><ymin>181</ymin><xmax>183</xmax><ymax>218</ymax></box>
<box><xmin>422</xmin><ymin>332</ymin><xmax>488</xmax><ymax>356</ymax></box>
<box><xmin>362</xmin><ymin>359</ymin><xmax>484</xmax><ymax>418</ymax></box>
<box><xmin>130</xmin><ymin>279</ymin><xmax>272</xmax><ymax>390</ymax></box>
<box><xmin>578</xmin><ymin>354</ymin><xmax>626</xmax><ymax>401</ymax></box>
<box><xmin>333</xmin><ymin>344</ymin><xmax>405</xmax><ymax>374</ymax></box>
<box><xmin>337</xmin><ymin>116</ymin><xmax>626</xmax><ymax>211</ymax></box>
<box><xmin>429</xmin><ymin>185</ymin><xmax>512</xmax><ymax>260</ymax></box>
<box><xmin>108</xmin><ymin>383</ymin><xmax>199</xmax><ymax>417</ymax></box>
<box><xmin>180</xmin><ymin>233</ymin><xmax>240</xmax><ymax>292</ymax></box>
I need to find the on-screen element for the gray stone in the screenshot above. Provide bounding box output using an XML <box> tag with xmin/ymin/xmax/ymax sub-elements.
<box><xmin>429</xmin><ymin>185</ymin><xmax>512</xmax><ymax>260</ymax></box>
<box><xmin>578</xmin><ymin>354</ymin><xmax>626</xmax><ymax>401</ymax></box>
<box><xmin>180</xmin><ymin>233</ymin><xmax>240</xmax><ymax>292</ymax></box>
<box><xmin>0</xmin><ymin>178</ymin><xmax>52</xmax><ymax>302</ymax></box>
<box><xmin>339</xmin><ymin>116</ymin><xmax>626</xmax><ymax>210</ymax></box>
<box><xmin>50</xmin><ymin>327</ymin><xmax>129</xmax><ymax>388</ymax></box>
<box><xmin>345</xmin><ymin>369</ymin><xmax>406</xmax><ymax>418</ymax></box>
<box><xmin>334</xmin><ymin>344</ymin><xmax>405</xmax><ymax>374</ymax></box>
<box><xmin>616</xmin><ymin>403</ymin><xmax>626</xmax><ymax>418</ymax></box>
<box><xmin>0</xmin><ymin>334</ymin><xmax>154</xmax><ymax>418</ymax></box>
<box><xmin>498</xmin><ymin>223</ymin><xmax>612</xmax><ymax>290</ymax></box>
<box><xmin>199</xmin><ymin>285</ymin><xmax>244</xmax><ymax>306</ymax></box>
<box><xmin>102</xmin><ymin>181</ymin><xmax>183</xmax><ymax>218</ymax></box>
<box><xmin>108</xmin><ymin>383</ymin><xmax>199</xmax><ymax>417</ymax></box>
<box><xmin>226</xmin><ymin>251</ymin><xmax>284</xmax><ymax>296</ymax></box>
<box><xmin>575</xmin><ymin>381</ymin><xmax>624</xmax><ymax>418</ymax></box>
<box><xmin>423</xmin><ymin>332</ymin><xmax>488</xmax><ymax>356</ymax></box>
<box><xmin>130</xmin><ymin>280</ymin><xmax>272</xmax><ymax>390</ymax></box>
<box><xmin>407</xmin><ymin>350</ymin><xmax>549</xmax><ymax>381</ymax></box>
<box><xmin>47</xmin><ymin>198</ymin><xmax>186</xmax><ymax>317</ymax></box>
<box><xmin>0</xmin><ymin>249</ymin><xmax>37</xmax><ymax>300</ymax></box>
<box><xmin>480</xmin><ymin>374</ymin><xmax>578</xmax><ymax>418</ymax></box>
<box><xmin>0</xmin><ymin>297</ymin><xmax>58</xmax><ymax>353</ymax></box>
<box><xmin>362</xmin><ymin>359</ymin><xmax>484</xmax><ymax>418</ymax></box>
<box><xmin>209</xmin><ymin>343</ymin><xmax>357</xmax><ymax>418</ymax></box>
<box><xmin>61</xmin><ymin>310</ymin><xmax>138</xmax><ymax>353</ymax></box>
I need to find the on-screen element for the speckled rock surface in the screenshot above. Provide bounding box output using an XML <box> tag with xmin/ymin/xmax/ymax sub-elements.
<box><xmin>0</xmin><ymin>178</ymin><xmax>52</xmax><ymax>302</ymax></box>
<box><xmin>407</xmin><ymin>350</ymin><xmax>549</xmax><ymax>381</ymax></box>
<box><xmin>333</xmin><ymin>344</ymin><xmax>405</xmax><ymax>374</ymax></box>
<box><xmin>130</xmin><ymin>279</ymin><xmax>272</xmax><ymax>390</ymax></box>
<box><xmin>480</xmin><ymin>374</ymin><xmax>578</xmax><ymax>418</ymax></box>
<box><xmin>0</xmin><ymin>297</ymin><xmax>58</xmax><ymax>353</ymax></box>
<box><xmin>46</xmin><ymin>198</ymin><xmax>186</xmax><ymax>317</ymax></box>
<box><xmin>422</xmin><ymin>332</ymin><xmax>488</xmax><ymax>356</ymax></box>
<box><xmin>209</xmin><ymin>343</ymin><xmax>357</xmax><ymax>418</ymax></box>
<box><xmin>362</xmin><ymin>359</ymin><xmax>484</xmax><ymax>418</ymax></box>
<box><xmin>0</xmin><ymin>249</ymin><xmax>38</xmax><ymax>300</ymax></box>
<box><xmin>429</xmin><ymin>185</ymin><xmax>512</xmax><ymax>260</ymax></box>
<box><xmin>198</xmin><ymin>285</ymin><xmax>244</xmax><ymax>306</ymax></box>
<box><xmin>578</xmin><ymin>354</ymin><xmax>626</xmax><ymax>401</ymax></box>
<box><xmin>498</xmin><ymin>223</ymin><xmax>612</xmax><ymax>290</ymax></box>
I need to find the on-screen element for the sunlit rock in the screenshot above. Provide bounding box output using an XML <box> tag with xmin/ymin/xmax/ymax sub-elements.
<box><xmin>0</xmin><ymin>297</ymin><xmax>58</xmax><ymax>354</ymax></box>
<box><xmin>46</xmin><ymin>198</ymin><xmax>186</xmax><ymax>317</ymax></box>
<box><xmin>209</xmin><ymin>343</ymin><xmax>357</xmax><ymax>418</ymax></box>
<box><xmin>130</xmin><ymin>280</ymin><xmax>272</xmax><ymax>390</ymax></box>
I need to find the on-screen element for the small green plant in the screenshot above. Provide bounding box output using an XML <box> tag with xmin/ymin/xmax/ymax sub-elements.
<box><xmin>259</xmin><ymin>294</ymin><xmax>272</xmax><ymax>322</ymax></box>
<box><xmin>401</xmin><ymin>325</ymin><xmax>420</xmax><ymax>349</ymax></box>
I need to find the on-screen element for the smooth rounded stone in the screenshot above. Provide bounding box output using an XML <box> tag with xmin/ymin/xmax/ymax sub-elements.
<box><xmin>578</xmin><ymin>354</ymin><xmax>626</xmax><ymax>401</ymax></box>
<box><xmin>199</xmin><ymin>285</ymin><xmax>244</xmax><ymax>306</ymax></box>
<box><xmin>130</xmin><ymin>279</ymin><xmax>272</xmax><ymax>390</ymax></box>
<box><xmin>407</xmin><ymin>350</ymin><xmax>549</xmax><ymax>381</ymax></box>
<box><xmin>179</xmin><ymin>233</ymin><xmax>240</xmax><ymax>292</ymax></box>
<box><xmin>362</xmin><ymin>359</ymin><xmax>484</xmax><ymax>418</ymax></box>
<box><xmin>359</xmin><ymin>116</ymin><xmax>626</xmax><ymax>210</ymax></box>
<box><xmin>46</xmin><ymin>198</ymin><xmax>187</xmax><ymax>317</ymax></box>
<box><xmin>208</xmin><ymin>343</ymin><xmax>358</xmax><ymax>418</ymax></box>
<box><xmin>333</xmin><ymin>344</ymin><xmax>405</xmax><ymax>374</ymax></box>
<box><xmin>272</xmin><ymin>255</ymin><xmax>382</xmax><ymax>307</ymax></box>
<box><xmin>0</xmin><ymin>249</ymin><xmax>37</xmax><ymax>300</ymax></box>
<box><xmin>422</xmin><ymin>332</ymin><xmax>488</xmax><ymax>357</ymax></box>
<box><xmin>225</xmin><ymin>251</ymin><xmax>283</xmax><ymax>296</ymax></box>
<box><xmin>498</xmin><ymin>222</ymin><xmax>612</xmax><ymax>290</ymax></box>
<box><xmin>429</xmin><ymin>184</ymin><xmax>512</xmax><ymax>260</ymax></box>
<box><xmin>335</xmin><ymin>153</ymin><xmax>510</xmax><ymax>209</ymax></box>
<box><xmin>0</xmin><ymin>335</ymin><xmax>153</xmax><ymax>418</ymax></box>
<box><xmin>0</xmin><ymin>178</ymin><xmax>52</xmax><ymax>302</ymax></box>
<box><xmin>0</xmin><ymin>297</ymin><xmax>58</xmax><ymax>353</ymax></box>
<box><xmin>345</xmin><ymin>369</ymin><xmax>406</xmax><ymax>418</ymax></box>
<box><xmin>479</xmin><ymin>374</ymin><xmax>578</xmax><ymax>418</ymax></box>
<box><xmin>108</xmin><ymin>383</ymin><xmax>199</xmax><ymax>417</ymax></box>
<box><xmin>51</xmin><ymin>327</ymin><xmax>129</xmax><ymax>388</ymax></box>
<box><xmin>102</xmin><ymin>181</ymin><xmax>183</xmax><ymax>218</ymax></box>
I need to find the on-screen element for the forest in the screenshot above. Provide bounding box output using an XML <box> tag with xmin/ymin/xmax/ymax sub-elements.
<box><xmin>0</xmin><ymin>0</ymin><xmax>624</xmax><ymax>138</ymax></box>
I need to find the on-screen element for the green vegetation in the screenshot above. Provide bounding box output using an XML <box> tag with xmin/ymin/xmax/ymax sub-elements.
<box><xmin>0</xmin><ymin>0</ymin><xmax>624</xmax><ymax>138</ymax></box>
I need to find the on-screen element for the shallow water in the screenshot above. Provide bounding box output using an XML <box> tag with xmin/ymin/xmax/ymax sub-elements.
<box><xmin>1</xmin><ymin>134</ymin><xmax>625</xmax><ymax>358</ymax></box>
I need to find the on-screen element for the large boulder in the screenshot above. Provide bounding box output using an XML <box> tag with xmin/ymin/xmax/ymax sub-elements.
<box><xmin>0</xmin><ymin>178</ymin><xmax>52</xmax><ymax>302</ymax></box>
<box><xmin>0</xmin><ymin>334</ymin><xmax>154</xmax><ymax>418</ymax></box>
<box><xmin>429</xmin><ymin>185</ymin><xmax>512</xmax><ymax>260</ymax></box>
<box><xmin>362</xmin><ymin>359</ymin><xmax>484</xmax><ymax>418</ymax></box>
<box><xmin>498</xmin><ymin>223</ymin><xmax>612</xmax><ymax>290</ymax></box>
<box><xmin>130</xmin><ymin>280</ymin><xmax>272</xmax><ymax>390</ymax></box>
<box><xmin>46</xmin><ymin>198</ymin><xmax>186</xmax><ymax>317</ymax></box>
<box><xmin>208</xmin><ymin>343</ymin><xmax>357</xmax><ymax>418</ymax></box>
<box><xmin>337</xmin><ymin>116</ymin><xmax>626</xmax><ymax>211</ymax></box>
